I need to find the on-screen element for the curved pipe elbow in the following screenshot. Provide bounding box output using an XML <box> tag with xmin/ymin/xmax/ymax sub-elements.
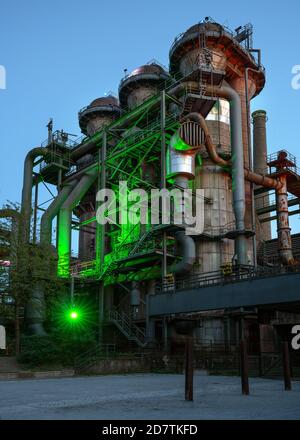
<box><xmin>21</xmin><ymin>147</ymin><xmax>49</xmax><ymax>240</ymax></box>
<box><xmin>40</xmin><ymin>180</ymin><xmax>78</xmax><ymax>245</ymax></box>
<box><xmin>169</xmin><ymin>231</ymin><xmax>196</xmax><ymax>274</ymax></box>
<box><xmin>181</xmin><ymin>113</ymin><xmax>229</xmax><ymax>168</ymax></box>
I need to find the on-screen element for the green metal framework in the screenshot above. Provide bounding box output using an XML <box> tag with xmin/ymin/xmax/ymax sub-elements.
<box><xmin>59</xmin><ymin>90</ymin><xmax>183</xmax><ymax>283</ymax></box>
<box><xmin>31</xmin><ymin>65</ymin><xmax>222</xmax><ymax>286</ymax></box>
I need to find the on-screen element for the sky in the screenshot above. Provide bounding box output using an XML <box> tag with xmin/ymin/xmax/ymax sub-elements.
<box><xmin>0</xmin><ymin>0</ymin><xmax>299</xmax><ymax>237</ymax></box>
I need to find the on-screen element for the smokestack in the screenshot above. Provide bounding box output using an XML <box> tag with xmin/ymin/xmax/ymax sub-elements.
<box><xmin>252</xmin><ymin>110</ymin><xmax>271</xmax><ymax>241</ymax></box>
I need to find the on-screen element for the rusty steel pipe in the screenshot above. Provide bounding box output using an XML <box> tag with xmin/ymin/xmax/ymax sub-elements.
<box><xmin>244</xmin><ymin>169</ymin><xmax>283</xmax><ymax>190</ymax></box>
<box><xmin>182</xmin><ymin>113</ymin><xmax>282</xmax><ymax>190</ymax></box>
<box><xmin>181</xmin><ymin>112</ymin><xmax>229</xmax><ymax>168</ymax></box>
<box><xmin>276</xmin><ymin>174</ymin><xmax>295</xmax><ymax>265</ymax></box>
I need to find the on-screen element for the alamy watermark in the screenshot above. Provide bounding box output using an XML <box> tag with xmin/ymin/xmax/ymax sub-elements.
<box><xmin>0</xmin><ymin>325</ymin><xmax>6</xmax><ymax>350</ymax></box>
<box><xmin>0</xmin><ymin>65</ymin><xmax>6</xmax><ymax>90</ymax></box>
<box><xmin>291</xmin><ymin>325</ymin><xmax>300</xmax><ymax>350</ymax></box>
<box><xmin>95</xmin><ymin>181</ymin><xmax>204</xmax><ymax>235</ymax></box>
<box><xmin>291</xmin><ymin>65</ymin><xmax>300</xmax><ymax>90</ymax></box>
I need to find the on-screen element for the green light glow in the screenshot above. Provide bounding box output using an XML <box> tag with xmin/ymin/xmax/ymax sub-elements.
<box><xmin>170</xmin><ymin>131</ymin><xmax>191</xmax><ymax>151</ymax></box>
<box><xmin>54</xmin><ymin>300</ymin><xmax>94</xmax><ymax>332</ymax></box>
<box><xmin>70</xmin><ymin>311</ymin><xmax>78</xmax><ymax>320</ymax></box>
<box><xmin>57</xmin><ymin>209</ymin><xmax>71</xmax><ymax>278</ymax></box>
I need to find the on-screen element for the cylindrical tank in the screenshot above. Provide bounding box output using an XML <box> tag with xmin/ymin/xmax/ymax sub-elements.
<box><xmin>78</xmin><ymin>95</ymin><xmax>121</xmax><ymax>137</ymax></box>
<box><xmin>252</xmin><ymin>110</ymin><xmax>271</xmax><ymax>241</ymax></box>
<box><xmin>166</xmin><ymin>121</ymin><xmax>202</xmax><ymax>180</ymax></box>
<box><xmin>206</xmin><ymin>99</ymin><xmax>231</xmax><ymax>156</ymax></box>
<box><xmin>170</xmin><ymin>20</ymin><xmax>265</xmax><ymax>268</ymax></box>
<box><xmin>169</xmin><ymin>22</ymin><xmax>227</xmax><ymax>78</ymax></box>
<box><xmin>194</xmin><ymin>161</ymin><xmax>235</xmax><ymax>273</ymax></box>
<box><xmin>193</xmin><ymin>98</ymin><xmax>235</xmax><ymax>273</ymax></box>
<box><xmin>118</xmin><ymin>63</ymin><xmax>170</xmax><ymax>111</ymax></box>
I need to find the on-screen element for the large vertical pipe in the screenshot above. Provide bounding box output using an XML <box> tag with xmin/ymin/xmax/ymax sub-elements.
<box><xmin>252</xmin><ymin>110</ymin><xmax>271</xmax><ymax>241</ymax></box>
<box><xmin>245</xmin><ymin>69</ymin><xmax>257</xmax><ymax>267</ymax></box>
<box><xmin>21</xmin><ymin>148</ymin><xmax>48</xmax><ymax>242</ymax></box>
<box><xmin>160</xmin><ymin>90</ymin><xmax>168</xmax><ymax>279</ymax></box>
<box><xmin>206</xmin><ymin>84</ymin><xmax>248</xmax><ymax>265</ymax></box>
<box><xmin>230</xmin><ymin>77</ymin><xmax>255</xmax><ymax>237</ymax></box>
<box><xmin>32</xmin><ymin>178</ymin><xmax>39</xmax><ymax>244</ymax></box>
<box><xmin>20</xmin><ymin>147</ymin><xmax>49</xmax><ymax>335</ymax></box>
<box><xmin>57</xmin><ymin>170</ymin><xmax>98</xmax><ymax>278</ymax></box>
<box><xmin>40</xmin><ymin>181</ymin><xmax>78</xmax><ymax>245</ymax></box>
<box><xmin>26</xmin><ymin>180</ymin><xmax>78</xmax><ymax>335</ymax></box>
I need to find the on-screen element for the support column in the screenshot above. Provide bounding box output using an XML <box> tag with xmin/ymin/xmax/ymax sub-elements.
<box><xmin>240</xmin><ymin>339</ymin><xmax>250</xmax><ymax>395</ymax></box>
<box><xmin>282</xmin><ymin>340</ymin><xmax>292</xmax><ymax>391</ymax></box>
<box><xmin>276</xmin><ymin>173</ymin><xmax>294</xmax><ymax>264</ymax></box>
<box><xmin>185</xmin><ymin>335</ymin><xmax>194</xmax><ymax>401</ymax></box>
<box><xmin>145</xmin><ymin>280</ymin><xmax>156</xmax><ymax>344</ymax></box>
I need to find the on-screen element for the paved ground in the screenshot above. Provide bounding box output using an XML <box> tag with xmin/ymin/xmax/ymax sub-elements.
<box><xmin>0</xmin><ymin>374</ymin><xmax>299</xmax><ymax>420</ymax></box>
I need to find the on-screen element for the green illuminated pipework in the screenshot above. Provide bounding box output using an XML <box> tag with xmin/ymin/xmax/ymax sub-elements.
<box><xmin>57</xmin><ymin>209</ymin><xmax>71</xmax><ymax>278</ymax></box>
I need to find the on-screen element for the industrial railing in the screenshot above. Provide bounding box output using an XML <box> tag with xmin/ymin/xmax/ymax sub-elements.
<box><xmin>267</xmin><ymin>150</ymin><xmax>300</xmax><ymax>175</ymax></box>
<box><xmin>108</xmin><ymin>310</ymin><xmax>146</xmax><ymax>347</ymax></box>
<box><xmin>40</xmin><ymin>130</ymin><xmax>81</xmax><ymax>149</ymax></box>
<box><xmin>156</xmin><ymin>264</ymin><xmax>300</xmax><ymax>293</ymax></box>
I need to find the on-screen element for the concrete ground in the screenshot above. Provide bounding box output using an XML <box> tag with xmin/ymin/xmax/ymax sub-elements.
<box><xmin>0</xmin><ymin>374</ymin><xmax>299</xmax><ymax>420</ymax></box>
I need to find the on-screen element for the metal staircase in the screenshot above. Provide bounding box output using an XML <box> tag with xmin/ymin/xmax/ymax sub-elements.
<box><xmin>98</xmin><ymin>223</ymin><xmax>140</xmax><ymax>280</ymax></box>
<box><xmin>108</xmin><ymin>310</ymin><xmax>146</xmax><ymax>347</ymax></box>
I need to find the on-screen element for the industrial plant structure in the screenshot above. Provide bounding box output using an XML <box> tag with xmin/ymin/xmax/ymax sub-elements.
<box><xmin>2</xmin><ymin>17</ymin><xmax>300</xmax><ymax>355</ymax></box>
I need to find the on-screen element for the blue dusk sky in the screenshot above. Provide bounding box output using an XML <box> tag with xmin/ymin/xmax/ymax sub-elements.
<box><xmin>0</xmin><ymin>0</ymin><xmax>299</xmax><ymax>238</ymax></box>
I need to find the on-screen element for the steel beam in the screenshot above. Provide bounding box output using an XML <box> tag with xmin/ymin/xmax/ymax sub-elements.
<box><xmin>148</xmin><ymin>272</ymin><xmax>300</xmax><ymax>317</ymax></box>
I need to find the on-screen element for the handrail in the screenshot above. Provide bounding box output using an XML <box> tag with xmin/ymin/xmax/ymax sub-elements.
<box><xmin>156</xmin><ymin>264</ymin><xmax>300</xmax><ymax>293</ymax></box>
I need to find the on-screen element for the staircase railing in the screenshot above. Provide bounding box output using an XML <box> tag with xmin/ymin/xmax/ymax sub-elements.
<box><xmin>108</xmin><ymin>310</ymin><xmax>146</xmax><ymax>347</ymax></box>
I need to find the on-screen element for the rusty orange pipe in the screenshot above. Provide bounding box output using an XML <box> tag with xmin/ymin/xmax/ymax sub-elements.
<box><xmin>243</xmin><ymin>169</ymin><xmax>283</xmax><ymax>190</ymax></box>
<box><xmin>181</xmin><ymin>112</ymin><xmax>229</xmax><ymax>168</ymax></box>
<box><xmin>182</xmin><ymin>112</ymin><xmax>282</xmax><ymax>190</ymax></box>
<box><xmin>276</xmin><ymin>174</ymin><xmax>295</xmax><ymax>265</ymax></box>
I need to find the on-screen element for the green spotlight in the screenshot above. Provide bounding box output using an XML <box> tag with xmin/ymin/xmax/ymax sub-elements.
<box><xmin>70</xmin><ymin>311</ymin><xmax>78</xmax><ymax>320</ymax></box>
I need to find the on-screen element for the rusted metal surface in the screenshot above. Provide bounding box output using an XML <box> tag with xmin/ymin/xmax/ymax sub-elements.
<box><xmin>267</xmin><ymin>152</ymin><xmax>296</xmax><ymax>265</ymax></box>
<box><xmin>244</xmin><ymin>169</ymin><xmax>282</xmax><ymax>189</ymax></box>
<box><xmin>276</xmin><ymin>173</ymin><xmax>294</xmax><ymax>264</ymax></box>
